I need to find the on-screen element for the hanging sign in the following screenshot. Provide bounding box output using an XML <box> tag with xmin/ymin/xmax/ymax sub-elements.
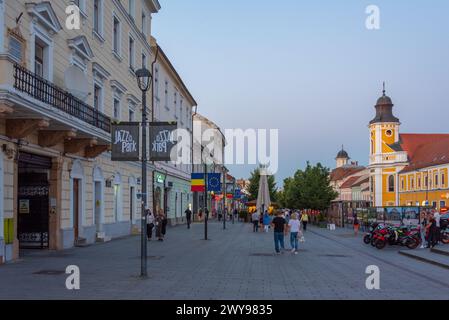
<box><xmin>149</xmin><ymin>122</ymin><xmax>178</xmax><ymax>161</ymax></box>
<box><xmin>111</xmin><ymin>122</ymin><xmax>140</xmax><ymax>161</ymax></box>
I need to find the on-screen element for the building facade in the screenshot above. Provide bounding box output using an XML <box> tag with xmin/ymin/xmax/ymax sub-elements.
<box><xmin>368</xmin><ymin>88</ymin><xmax>449</xmax><ymax>210</ymax></box>
<box><xmin>0</xmin><ymin>0</ymin><xmax>162</xmax><ymax>263</ymax></box>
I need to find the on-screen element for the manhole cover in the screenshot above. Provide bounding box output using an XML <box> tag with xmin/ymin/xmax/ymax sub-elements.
<box><xmin>337</xmin><ymin>234</ymin><xmax>358</xmax><ymax>238</ymax></box>
<box><xmin>250</xmin><ymin>253</ymin><xmax>274</xmax><ymax>257</ymax></box>
<box><xmin>33</xmin><ymin>270</ymin><xmax>66</xmax><ymax>275</ymax></box>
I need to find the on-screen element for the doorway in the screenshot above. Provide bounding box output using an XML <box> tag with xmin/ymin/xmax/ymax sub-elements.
<box><xmin>94</xmin><ymin>181</ymin><xmax>102</xmax><ymax>233</ymax></box>
<box><xmin>17</xmin><ymin>153</ymin><xmax>52</xmax><ymax>249</ymax></box>
<box><xmin>73</xmin><ymin>178</ymin><xmax>81</xmax><ymax>242</ymax></box>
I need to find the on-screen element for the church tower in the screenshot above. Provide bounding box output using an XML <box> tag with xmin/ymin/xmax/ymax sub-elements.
<box><xmin>368</xmin><ymin>84</ymin><xmax>408</xmax><ymax>207</ymax></box>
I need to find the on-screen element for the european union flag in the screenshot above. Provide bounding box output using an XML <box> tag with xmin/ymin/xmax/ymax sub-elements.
<box><xmin>207</xmin><ymin>173</ymin><xmax>222</xmax><ymax>192</ymax></box>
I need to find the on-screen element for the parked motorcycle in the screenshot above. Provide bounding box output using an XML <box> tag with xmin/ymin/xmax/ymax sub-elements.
<box><xmin>363</xmin><ymin>222</ymin><xmax>383</xmax><ymax>245</ymax></box>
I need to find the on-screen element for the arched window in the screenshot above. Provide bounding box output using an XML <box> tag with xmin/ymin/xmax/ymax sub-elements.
<box><xmin>93</xmin><ymin>166</ymin><xmax>104</xmax><ymax>232</ymax></box>
<box><xmin>388</xmin><ymin>175</ymin><xmax>395</xmax><ymax>192</ymax></box>
<box><xmin>113</xmin><ymin>173</ymin><xmax>122</xmax><ymax>222</ymax></box>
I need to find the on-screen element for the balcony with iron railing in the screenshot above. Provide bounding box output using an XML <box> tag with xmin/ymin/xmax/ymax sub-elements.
<box><xmin>13</xmin><ymin>63</ymin><xmax>111</xmax><ymax>133</ymax></box>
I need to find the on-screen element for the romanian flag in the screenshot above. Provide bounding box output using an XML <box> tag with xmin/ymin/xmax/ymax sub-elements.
<box><xmin>191</xmin><ymin>173</ymin><xmax>205</xmax><ymax>192</ymax></box>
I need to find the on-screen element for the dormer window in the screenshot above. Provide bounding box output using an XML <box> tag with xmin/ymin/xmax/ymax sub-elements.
<box><xmin>8</xmin><ymin>28</ymin><xmax>26</xmax><ymax>65</ymax></box>
<box><xmin>26</xmin><ymin>2</ymin><xmax>62</xmax><ymax>34</ymax></box>
<box><xmin>68</xmin><ymin>36</ymin><xmax>94</xmax><ymax>71</ymax></box>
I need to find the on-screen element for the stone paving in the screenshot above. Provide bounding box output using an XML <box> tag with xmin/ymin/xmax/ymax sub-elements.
<box><xmin>0</xmin><ymin>221</ymin><xmax>448</xmax><ymax>300</ymax></box>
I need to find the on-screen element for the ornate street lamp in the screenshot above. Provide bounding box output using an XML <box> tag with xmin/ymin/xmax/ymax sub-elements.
<box><xmin>136</xmin><ymin>67</ymin><xmax>152</xmax><ymax>278</ymax></box>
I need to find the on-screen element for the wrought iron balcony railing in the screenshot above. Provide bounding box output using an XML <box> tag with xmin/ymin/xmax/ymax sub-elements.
<box><xmin>13</xmin><ymin>64</ymin><xmax>111</xmax><ymax>133</ymax></box>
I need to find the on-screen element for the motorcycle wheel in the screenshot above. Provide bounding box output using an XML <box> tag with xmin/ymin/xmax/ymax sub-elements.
<box><xmin>363</xmin><ymin>235</ymin><xmax>371</xmax><ymax>244</ymax></box>
<box><xmin>375</xmin><ymin>240</ymin><xmax>387</xmax><ymax>250</ymax></box>
<box><xmin>406</xmin><ymin>237</ymin><xmax>420</xmax><ymax>250</ymax></box>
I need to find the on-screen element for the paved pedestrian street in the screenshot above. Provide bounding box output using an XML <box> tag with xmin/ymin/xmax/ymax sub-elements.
<box><xmin>1</xmin><ymin>222</ymin><xmax>448</xmax><ymax>300</ymax></box>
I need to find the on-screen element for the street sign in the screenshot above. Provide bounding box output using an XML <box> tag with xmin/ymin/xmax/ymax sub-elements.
<box><xmin>149</xmin><ymin>122</ymin><xmax>178</xmax><ymax>161</ymax></box>
<box><xmin>111</xmin><ymin>122</ymin><xmax>140</xmax><ymax>161</ymax></box>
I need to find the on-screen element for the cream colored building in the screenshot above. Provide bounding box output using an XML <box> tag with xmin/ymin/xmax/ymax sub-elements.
<box><xmin>0</xmin><ymin>0</ymin><xmax>161</xmax><ymax>263</ymax></box>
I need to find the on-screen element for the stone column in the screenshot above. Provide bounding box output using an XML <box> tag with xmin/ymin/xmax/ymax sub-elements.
<box><xmin>49</xmin><ymin>156</ymin><xmax>63</xmax><ymax>250</ymax></box>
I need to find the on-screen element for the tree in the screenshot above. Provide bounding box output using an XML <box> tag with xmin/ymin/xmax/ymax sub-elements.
<box><xmin>247</xmin><ymin>168</ymin><xmax>278</xmax><ymax>202</ymax></box>
<box><xmin>282</xmin><ymin>162</ymin><xmax>337</xmax><ymax>211</ymax></box>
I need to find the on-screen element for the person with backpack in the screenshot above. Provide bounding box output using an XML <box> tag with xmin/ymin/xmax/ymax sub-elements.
<box><xmin>271</xmin><ymin>210</ymin><xmax>287</xmax><ymax>254</ymax></box>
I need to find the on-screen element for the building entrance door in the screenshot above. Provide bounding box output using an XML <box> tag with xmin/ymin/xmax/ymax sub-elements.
<box><xmin>73</xmin><ymin>179</ymin><xmax>81</xmax><ymax>242</ymax></box>
<box><xmin>94</xmin><ymin>181</ymin><xmax>102</xmax><ymax>233</ymax></box>
<box><xmin>17</xmin><ymin>153</ymin><xmax>51</xmax><ymax>249</ymax></box>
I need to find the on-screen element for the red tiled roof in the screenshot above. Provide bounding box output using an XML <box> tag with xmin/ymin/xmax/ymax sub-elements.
<box><xmin>352</xmin><ymin>177</ymin><xmax>369</xmax><ymax>187</ymax></box>
<box><xmin>400</xmin><ymin>134</ymin><xmax>449</xmax><ymax>173</ymax></box>
<box><xmin>340</xmin><ymin>176</ymin><xmax>362</xmax><ymax>189</ymax></box>
<box><xmin>330</xmin><ymin>166</ymin><xmax>365</xmax><ymax>182</ymax></box>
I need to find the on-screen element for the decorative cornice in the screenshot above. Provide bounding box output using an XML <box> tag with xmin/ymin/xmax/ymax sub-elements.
<box><xmin>26</xmin><ymin>2</ymin><xmax>62</xmax><ymax>33</ymax></box>
<box><xmin>112</xmin><ymin>0</ymin><xmax>156</xmax><ymax>55</ymax></box>
<box><xmin>110</xmin><ymin>80</ymin><xmax>127</xmax><ymax>95</ymax></box>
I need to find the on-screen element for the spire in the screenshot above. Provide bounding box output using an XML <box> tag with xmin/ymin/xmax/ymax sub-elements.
<box><xmin>382</xmin><ymin>81</ymin><xmax>386</xmax><ymax>96</ymax></box>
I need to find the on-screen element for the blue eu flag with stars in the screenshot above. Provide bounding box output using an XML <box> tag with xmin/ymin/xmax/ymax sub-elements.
<box><xmin>207</xmin><ymin>173</ymin><xmax>222</xmax><ymax>192</ymax></box>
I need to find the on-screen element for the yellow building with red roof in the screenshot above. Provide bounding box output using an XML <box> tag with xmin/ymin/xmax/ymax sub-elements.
<box><xmin>369</xmin><ymin>87</ymin><xmax>449</xmax><ymax>210</ymax></box>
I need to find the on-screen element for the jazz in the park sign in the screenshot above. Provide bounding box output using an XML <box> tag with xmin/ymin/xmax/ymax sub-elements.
<box><xmin>111</xmin><ymin>123</ymin><xmax>140</xmax><ymax>161</ymax></box>
<box><xmin>149</xmin><ymin>122</ymin><xmax>178</xmax><ymax>161</ymax></box>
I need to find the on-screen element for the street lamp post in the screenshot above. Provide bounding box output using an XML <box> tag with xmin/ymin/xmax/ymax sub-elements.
<box><xmin>136</xmin><ymin>67</ymin><xmax>152</xmax><ymax>278</ymax></box>
<box><xmin>201</xmin><ymin>146</ymin><xmax>209</xmax><ymax>240</ymax></box>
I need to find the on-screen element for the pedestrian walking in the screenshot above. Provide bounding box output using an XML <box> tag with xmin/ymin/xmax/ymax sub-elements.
<box><xmin>353</xmin><ymin>214</ymin><xmax>360</xmax><ymax>237</ymax></box>
<box><xmin>252</xmin><ymin>211</ymin><xmax>260</xmax><ymax>232</ymax></box>
<box><xmin>434</xmin><ymin>210</ymin><xmax>441</xmax><ymax>244</ymax></box>
<box><xmin>155</xmin><ymin>210</ymin><xmax>163</xmax><ymax>241</ymax></box>
<box><xmin>271</xmin><ymin>211</ymin><xmax>287</xmax><ymax>254</ymax></box>
<box><xmin>146</xmin><ymin>209</ymin><xmax>155</xmax><ymax>241</ymax></box>
<box><xmin>263</xmin><ymin>210</ymin><xmax>271</xmax><ymax>232</ymax></box>
<box><xmin>185</xmin><ymin>207</ymin><xmax>192</xmax><ymax>229</ymax></box>
<box><xmin>288</xmin><ymin>213</ymin><xmax>301</xmax><ymax>254</ymax></box>
<box><xmin>218</xmin><ymin>208</ymin><xmax>222</xmax><ymax>222</ymax></box>
<box><xmin>301</xmin><ymin>212</ymin><xmax>309</xmax><ymax>232</ymax></box>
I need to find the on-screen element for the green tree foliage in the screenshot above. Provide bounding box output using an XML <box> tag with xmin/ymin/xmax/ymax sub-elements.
<box><xmin>282</xmin><ymin>162</ymin><xmax>337</xmax><ymax>210</ymax></box>
<box><xmin>247</xmin><ymin>168</ymin><xmax>278</xmax><ymax>202</ymax></box>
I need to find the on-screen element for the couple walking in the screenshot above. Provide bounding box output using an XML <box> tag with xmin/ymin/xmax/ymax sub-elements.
<box><xmin>272</xmin><ymin>211</ymin><xmax>303</xmax><ymax>255</ymax></box>
<box><xmin>252</xmin><ymin>210</ymin><xmax>271</xmax><ymax>232</ymax></box>
<box><xmin>146</xmin><ymin>209</ymin><xmax>168</xmax><ymax>241</ymax></box>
